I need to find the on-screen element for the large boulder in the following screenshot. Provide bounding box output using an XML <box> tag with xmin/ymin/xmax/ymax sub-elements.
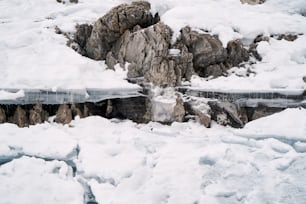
<box><xmin>180</xmin><ymin>27</ymin><xmax>249</xmax><ymax>78</ymax></box>
<box><xmin>85</xmin><ymin>1</ymin><xmax>157</xmax><ymax>60</ymax></box>
<box><xmin>181</xmin><ymin>27</ymin><xmax>228</xmax><ymax>77</ymax></box>
<box><xmin>108</xmin><ymin>22</ymin><xmax>193</xmax><ymax>87</ymax></box>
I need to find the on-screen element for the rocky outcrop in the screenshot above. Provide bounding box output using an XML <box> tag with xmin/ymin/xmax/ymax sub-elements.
<box><xmin>29</xmin><ymin>104</ymin><xmax>48</xmax><ymax>125</ymax></box>
<box><xmin>109</xmin><ymin>22</ymin><xmax>179</xmax><ymax>86</ymax></box>
<box><xmin>180</xmin><ymin>27</ymin><xmax>249</xmax><ymax>78</ymax></box>
<box><xmin>84</xmin><ymin>1</ymin><xmax>158</xmax><ymax>60</ymax></box>
<box><xmin>240</xmin><ymin>0</ymin><xmax>265</xmax><ymax>5</ymax></box>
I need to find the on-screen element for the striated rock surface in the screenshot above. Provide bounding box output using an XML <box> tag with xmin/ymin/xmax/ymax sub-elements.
<box><xmin>84</xmin><ymin>1</ymin><xmax>157</xmax><ymax>60</ymax></box>
<box><xmin>29</xmin><ymin>104</ymin><xmax>48</xmax><ymax>125</ymax></box>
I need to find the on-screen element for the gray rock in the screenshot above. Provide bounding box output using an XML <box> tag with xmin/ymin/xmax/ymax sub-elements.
<box><xmin>11</xmin><ymin>106</ymin><xmax>28</xmax><ymax>128</ymax></box>
<box><xmin>303</xmin><ymin>76</ymin><xmax>306</xmax><ymax>83</ymax></box>
<box><xmin>181</xmin><ymin>27</ymin><xmax>228</xmax><ymax>77</ymax></box>
<box><xmin>85</xmin><ymin>1</ymin><xmax>157</xmax><ymax>60</ymax></box>
<box><xmin>110</xmin><ymin>96</ymin><xmax>151</xmax><ymax>123</ymax></box>
<box><xmin>111</xmin><ymin>22</ymin><xmax>178</xmax><ymax>86</ymax></box>
<box><xmin>0</xmin><ymin>107</ymin><xmax>6</xmax><ymax>123</ymax></box>
<box><xmin>171</xmin><ymin>95</ymin><xmax>185</xmax><ymax>122</ymax></box>
<box><xmin>75</xmin><ymin>24</ymin><xmax>93</xmax><ymax>50</ymax></box>
<box><xmin>185</xmin><ymin>101</ymin><xmax>211</xmax><ymax>128</ymax></box>
<box><xmin>209</xmin><ymin>101</ymin><xmax>248</xmax><ymax>128</ymax></box>
<box><xmin>226</xmin><ymin>39</ymin><xmax>249</xmax><ymax>67</ymax></box>
<box><xmin>29</xmin><ymin>104</ymin><xmax>48</xmax><ymax>125</ymax></box>
<box><xmin>240</xmin><ymin>0</ymin><xmax>265</xmax><ymax>5</ymax></box>
<box><xmin>251</xmin><ymin>107</ymin><xmax>283</xmax><ymax>121</ymax></box>
<box><xmin>54</xmin><ymin>104</ymin><xmax>72</xmax><ymax>124</ymax></box>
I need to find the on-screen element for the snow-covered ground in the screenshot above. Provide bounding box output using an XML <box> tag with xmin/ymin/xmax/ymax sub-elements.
<box><xmin>1</xmin><ymin>0</ymin><xmax>306</xmax><ymax>203</ymax></box>
<box><xmin>1</xmin><ymin>108</ymin><xmax>306</xmax><ymax>203</ymax></box>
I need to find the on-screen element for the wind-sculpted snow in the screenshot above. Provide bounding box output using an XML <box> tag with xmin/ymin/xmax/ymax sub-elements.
<box><xmin>0</xmin><ymin>108</ymin><xmax>306</xmax><ymax>203</ymax></box>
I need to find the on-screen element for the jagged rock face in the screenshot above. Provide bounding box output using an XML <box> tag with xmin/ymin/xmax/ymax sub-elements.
<box><xmin>11</xmin><ymin>106</ymin><xmax>29</xmax><ymax>128</ymax></box>
<box><xmin>180</xmin><ymin>27</ymin><xmax>249</xmax><ymax>77</ymax></box>
<box><xmin>110</xmin><ymin>22</ymin><xmax>177</xmax><ymax>86</ymax></box>
<box><xmin>181</xmin><ymin>27</ymin><xmax>228</xmax><ymax>77</ymax></box>
<box><xmin>240</xmin><ymin>0</ymin><xmax>265</xmax><ymax>5</ymax></box>
<box><xmin>29</xmin><ymin>104</ymin><xmax>48</xmax><ymax>125</ymax></box>
<box><xmin>54</xmin><ymin>104</ymin><xmax>73</xmax><ymax>125</ymax></box>
<box><xmin>85</xmin><ymin>1</ymin><xmax>157</xmax><ymax>60</ymax></box>
<box><xmin>0</xmin><ymin>107</ymin><xmax>6</xmax><ymax>123</ymax></box>
<box><xmin>208</xmin><ymin>101</ymin><xmax>248</xmax><ymax>128</ymax></box>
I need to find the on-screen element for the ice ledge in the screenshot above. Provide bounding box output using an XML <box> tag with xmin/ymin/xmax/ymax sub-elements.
<box><xmin>0</xmin><ymin>88</ymin><xmax>143</xmax><ymax>105</ymax></box>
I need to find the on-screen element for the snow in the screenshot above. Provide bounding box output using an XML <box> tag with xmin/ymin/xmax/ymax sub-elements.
<box><xmin>1</xmin><ymin>108</ymin><xmax>306</xmax><ymax>203</ymax></box>
<box><xmin>0</xmin><ymin>0</ymin><xmax>306</xmax><ymax>203</ymax></box>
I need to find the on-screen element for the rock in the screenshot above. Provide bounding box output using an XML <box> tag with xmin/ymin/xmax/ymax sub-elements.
<box><xmin>0</xmin><ymin>107</ymin><xmax>6</xmax><ymax>123</ymax></box>
<box><xmin>209</xmin><ymin>101</ymin><xmax>248</xmax><ymax>128</ymax></box>
<box><xmin>240</xmin><ymin>0</ymin><xmax>265</xmax><ymax>5</ymax></box>
<box><xmin>54</xmin><ymin>104</ymin><xmax>73</xmax><ymax>124</ymax></box>
<box><xmin>75</xmin><ymin>24</ymin><xmax>93</xmax><ymax>50</ymax></box>
<box><xmin>181</xmin><ymin>26</ymin><xmax>228</xmax><ymax>77</ymax></box>
<box><xmin>11</xmin><ymin>106</ymin><xmax>28</xmax><ymax>128</ymax></box>
<box><xmin>111</xmin><ymin>22</ymin><xmax>178</xmax><ymax>86</ymax></box>
<box><xmin>249</xmin><ymin>35</ymin><xmax>269</xmax><ymax>61</ymax></box>
<box><xmin>71</xmin><ymin>104</ymin><xmax>83</xmax><ymax>118</ymax></box>
<box><xmin>85</xmin><ymin>1</ymin><xmax>157</xmax><ymax>60</ymax></box>
<box><xmin>29</xmin><ymin>104</ymin><xmax>48</xmax><ymax>125</ymax></box>
<box><xmin>171</xmin><ymin>95</ymin><xmax>185</xmax><ymax>122</ymax></box>
<box><xmin>110</xmin><ymin>96</ymin><xmax>151</xmax><ymax>123</ymax></box>
<box><xmin>303</xmin><ymin>76</ymin><xmax>306</xmax><ymax>83</ymax></box>
<box><xmin>251</xmin><ymin>107</ymin><xmax>284</xmax><ymax>121</ymax></box>
<box><xmin>184</xmin><ymin>100</ymin><xmax>211</xmax><ymax>127</ymax></box>
<box><xmin>226</xmin><ymin>39</ymin><xmax>249</xmax><ymax>67</ymax></box>
<box><xmin>170</xmin><ymin>42</ymin><xmax>194</xmax><ymax>82</ymax></box>
<box><xmin>277</xmin><ymin>34</ymin><xmax>298</xmax><ymax>41</ymax></box>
